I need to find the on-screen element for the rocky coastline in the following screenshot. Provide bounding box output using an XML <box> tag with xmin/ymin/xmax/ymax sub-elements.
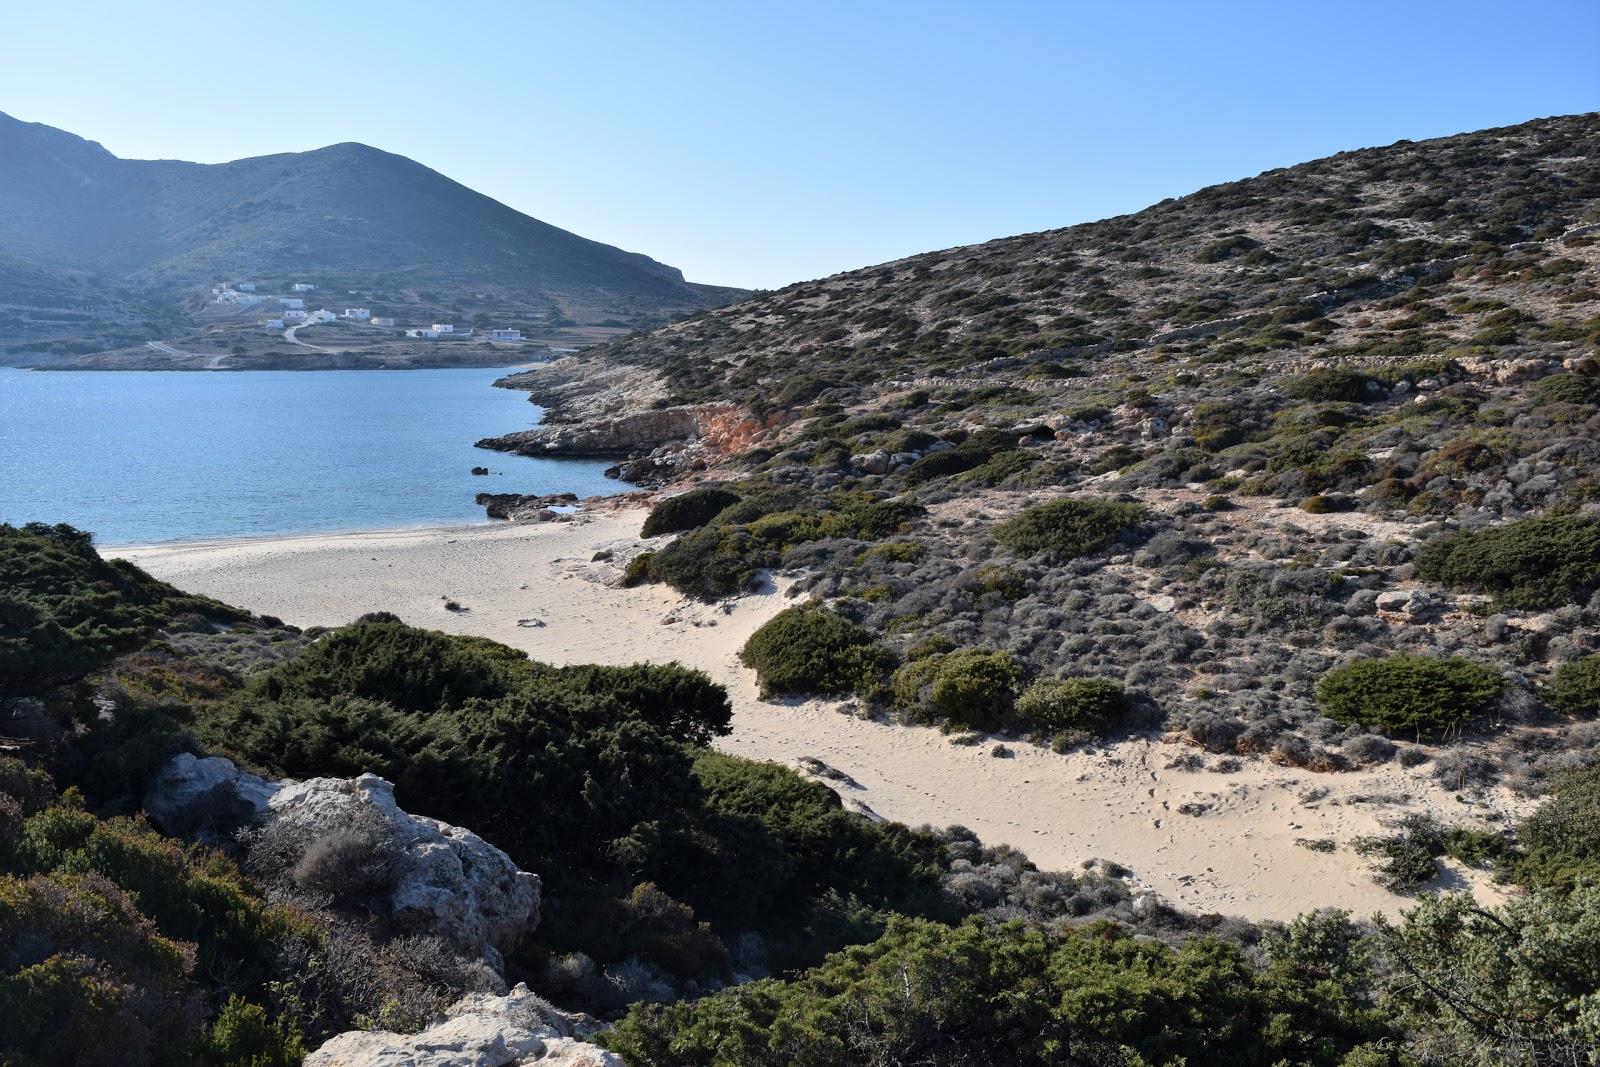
<box><xmin>477</xmin><ymin>355</ymin><xmax>786</xmax><ymax>486</ymax></box>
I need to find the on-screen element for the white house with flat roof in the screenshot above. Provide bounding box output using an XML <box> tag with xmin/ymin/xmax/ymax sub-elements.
<box><xmin>343</xmin><ymin>308</ymin><xmax>371</xmax><ymax>320</ymax></box>
<box><xmin>431</xmin><ymin>323</ymin><xmax>455</xmax><ymax>333</ymax></box>
<box><xmin>278</xmin><ymin>297</ymin><xmax>305</xmax><ymax>309</ymax></box>
<box><xmin>489</xmin><ymin>329</ymin><xmax>524</xmax><ymax>341</ymax></box>
<box><xmin>311</xmin><ymin>309</ymin><xmax>338</xmax><ymax>323</ymax></box>
<box><xmin>371</xmin><ymin>316</ymin><xmax>396</xmax><ymax>327</ymax></box>
<box><xmin>283</xmin><ymin>309</ymin><xmax>307</xmax><ymax>321</ymax></box>
<box><xmin>237</xmin><ymin>282</ymin><xmax>257</xmax><ymax>292</ymax></box>
<box><xmin>291</xmin><ymin>282</ymin><xmax>317</xmax><ymax>292</ymax></box>
<box><xmin>264</xmin><ymin>318</ymin><xmax>285</xmax><ymax>329</ymax></box>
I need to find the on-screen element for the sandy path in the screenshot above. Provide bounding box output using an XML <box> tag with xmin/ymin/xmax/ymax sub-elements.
<box><xmin>118</xmin><ymin>512</ymin><xmax>1529</xmax><ymax>923</ymax></box>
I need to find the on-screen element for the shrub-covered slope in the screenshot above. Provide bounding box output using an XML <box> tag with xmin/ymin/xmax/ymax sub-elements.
<box><xmin>591</xmin><ymin>113</ymin><xmax>1600</xmax><ymax>783</ymax></box>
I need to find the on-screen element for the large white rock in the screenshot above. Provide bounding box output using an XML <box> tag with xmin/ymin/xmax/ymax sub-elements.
<box><xmin>305</xmin><ymin>985</ymin><xmax>622</xmax><ymax>1067</ymax></box>
<box><xmin>145</xmin><ymin>756</ymin><xmax>539</xmax><ymax>967</ymax></box>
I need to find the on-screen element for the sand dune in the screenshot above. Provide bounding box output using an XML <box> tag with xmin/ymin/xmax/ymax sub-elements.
<box><xmin>119</xmin><ymin>510</ymin><xmax>1528</xmax><ymax>924</ymax></box>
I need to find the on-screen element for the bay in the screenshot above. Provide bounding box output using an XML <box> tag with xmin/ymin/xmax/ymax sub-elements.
<box><xmin>0</xmin><ymin>367</ymin><xmax>618</xmax><ymax>545</ymax></box>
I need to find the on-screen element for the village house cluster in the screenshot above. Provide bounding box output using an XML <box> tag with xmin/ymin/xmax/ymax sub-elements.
<box><xmin>210</xmin><ymin>281</ymin><xmax>525</xmax><ymax>342</ymax></box>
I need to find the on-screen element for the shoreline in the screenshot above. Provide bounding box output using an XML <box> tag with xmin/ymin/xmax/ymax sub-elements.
<box><xmin>119</xmin><ymin>511</ymin><xmax>1530</xmax><ymax>924</ymax></box>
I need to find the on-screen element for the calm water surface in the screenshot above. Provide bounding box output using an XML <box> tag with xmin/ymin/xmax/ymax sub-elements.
<box><xmin>0</xmin><ymin>367</ymin><xmax>618</xmax><ymax>544</ymax></box>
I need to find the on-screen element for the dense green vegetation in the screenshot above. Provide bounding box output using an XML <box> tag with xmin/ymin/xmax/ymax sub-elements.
<box><xmin>603</xmin><ymin>913</ymin><xmax>1396</xmax><ymax>1066</ymax></box>
<box><xmin>1315</xmin><ymin>654</ymin><xmax>1504</xmax><ymax>739</ymax></box>
<box><xmin>0</xmin><ymin>522</ymin><xmax>245</xmax><ymax>698</ymax></box>
<box><xmin>1415</xmin><ymin>515</ymin><xmax>1600</xmax><ymax>609</ymax></box>
<box><xmin>203</xmin><ymin>620</ymin><xmax>955</xmax><ymax>984</ymax></box>
<box><xmin>1548</xmin><ymin>655</ymin><xmax>1600</xmax><ymax>717</ymax></box>
<box><xmin>1513</xmin><ymin>762</ymin><xmax>1600</xmax><ymax>891</ymax></box>
<box><xmin>0</xmin><ymin>760</ymin><xmax>310</xmax><ymax>1066</ymax></box>
<box><xmin>638</xmin><ymin>488</ymin><xmax>923</xmax><ymax>598</ymax></box>
<box><xmin>992</xmin><ymin>497</ymin><xmax>1147</xmax><ymax>558</ymax></box>
<box><xmin>738</xmin><ymin>604</ymin><xmax>893</xmax><ymax>697</ymax></box>
<box><xmin>1014</xmin><ymin>677</ymin><xmax>1130</xmax><ymax>736</ymax></box>
<box><xmin>891</xmin><ymin>648</ymin><xmax>1024</xmax><ymax>731</ymax></box>
<box><xmin>641</xmin><ymin>486</ymin><xmax>742</xmax><ymax>538</ymax></box>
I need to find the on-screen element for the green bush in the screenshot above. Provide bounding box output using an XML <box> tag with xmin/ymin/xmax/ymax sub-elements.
<box><xmin>1513</xmin><ymin>762</ymin><xmax>1600</xmax><ymax>891</ymax></box>
<box><xmin>647</xmin><ymin>526</ymin><xmax>780</xmax><ymax>598</ymax></box>
<box><xmin>905</xmin><ymin>446</ymin><xmax>989</xmax><ymax>485</ymax></box>
<box><xmin>891</xmin><ymin>649</ymin><xmax>1023</xmax><ymax>731</ymax></box>
<box><xmin>1315</xmin><ymin>654</ymin><xmax>1504</xmax><ymax>739</ymax></box>
<box><xmin>0</xmin><ymin>522</ymin><xmax>246</xmax><ymax>698</ymax></box>
<box><xmin>1548</xmin><ymin>655</ymin><xmax>1600</xmax><ymax>717</ymax></box>
<box><xmin>1286</xmin><ymin>368</ymin><xmax>1372</xmax><ymax>402</ymax></box>
<box><xmin>1531</xmin><ymin>374</ymin><xmax>1600</xmax><ymax>406</ymax></box>
<box><xmin>1415</xmin><ymin>515</ymin><xmax>1600</xmax><ymax>609</ymax></box>
<box><xmin>641</xmin><ymin>487</ymin><xmax>742</xmax><ymax>538</ymax></box>
<box><xmin>992</xmin><ymin>497</ymin><xmax>1147</xmax><ymax>558</ymax></box>
<box><xmin>1014</xmin><ymin>678</ymin><xmax>1129</xmax><ymax>735</ymax></box>
<box><xmin>602</xmin><ymin>916</ymin><xmax>1393</xmax><ymax>1066</ymax></box>
<box><xmin>739</xmin><ymin>605</ymin><xmax>894</xmax><ymax>697</ymax></box>
<box><xmin>623</xmin><ymin>551</ymin><xmax>654</xmax><ymax>586</ymax></box>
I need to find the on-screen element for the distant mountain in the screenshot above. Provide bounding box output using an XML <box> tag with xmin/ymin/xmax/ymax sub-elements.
<box><xmin>0</xmin><ymin>111</ymin><xmax>745</xmax><ymax>346</ymax></box>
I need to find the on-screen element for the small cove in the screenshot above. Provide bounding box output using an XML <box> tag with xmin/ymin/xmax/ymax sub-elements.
<box><xmin>0</xmin><ymin>366</ymin><xmax>617</xmax><ymax>544</ymax></box>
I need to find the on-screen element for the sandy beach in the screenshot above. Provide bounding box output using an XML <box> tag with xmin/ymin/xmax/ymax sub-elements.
<box><xmin>119</xmin><ymin>510</ymin><xmax>1530</xmax><ymax>924</ymax></box>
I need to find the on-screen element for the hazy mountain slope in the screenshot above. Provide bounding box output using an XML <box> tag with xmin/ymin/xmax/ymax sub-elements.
<box><xmin>0</xmin><ymin>111</ymin><xmax>744</xmax><ymax>322</ymax></box>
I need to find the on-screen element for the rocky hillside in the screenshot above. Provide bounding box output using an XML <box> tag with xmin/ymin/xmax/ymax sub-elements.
<box><xmin>547</xmin><ymin>112</ymin><xmax>1598</xmax><ymax>408</ymax></box>
<box><xmin>0</xmin><ymin>111</ymin><xmax>745</xmax><ymax>348</ymax></box>
<box><xmin>500</xmin><ymin>112</ymin><xmax>1600</xmax><ymax>789</ymax></box>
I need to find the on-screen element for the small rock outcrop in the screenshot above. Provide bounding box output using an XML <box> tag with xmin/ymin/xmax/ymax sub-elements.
<box><xmin>304</xmin><ymin>984</ymin><xmax>622</xmax><ymax>1067</ymax></box>
<box><xmin>476</xmin><ymin>492</ymin><xmax>580</xmax><ymax>521</ymax></box>
<box><xmin>146</xmin><ymin>755</ymin><xmax>540</xmax><ymax>968</ymax></box>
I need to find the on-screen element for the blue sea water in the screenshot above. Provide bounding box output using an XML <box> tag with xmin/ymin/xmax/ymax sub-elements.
<box><xmin>0</xmin><ymin>366</ymin><xmax>620</xmax><ymax>545</ymax></box>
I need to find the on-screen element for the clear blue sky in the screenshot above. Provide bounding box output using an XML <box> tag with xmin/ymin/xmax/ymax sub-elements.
<box><xmin>3</xmin><ymin>1</ymin><xmax>1596</xmax><ymax>290</ymax></box>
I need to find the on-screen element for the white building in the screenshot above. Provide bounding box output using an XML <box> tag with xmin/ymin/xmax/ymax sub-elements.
<box><xmin>311</xmin><ymin>309</ymin><xmax>338</xmax><ymax>323</ymax></box>
<box><xmin>291</xmin><ymin>282</ymin><xmax>317</xmax><ymax>292</ymax></box>
<box><xmin>343</xmin><ymin>308</ymin><xmax>371</xmax><ymax>321</ymax></box>
<box><xmin>489</xmin><ymin>329</ymin><xmax>524</xmax><ymax>341</ymax></box>
<box><xmin>406</xmin><ymin>328</ymin><xmax>443</xmax><ymax>339</ymax></box>
<box><xmin>278</xmin><ymin>297</ymin><xmax>305</xmax><ymax>309</ymax></box>
<box><xmin>217</xmin><ymin>289</ymin><xmax>268</xmax><ymax>305</ymax></box>
<box><xmin>237</xmin><ymin>282</ymin><xmax>257</xmax><ymax>292</ymax></box>
<box><xmin>431</xmin><ymin>323</ymin><xmax>455</xmax><ymax>333</ymax></box>
<box><xmin>284</xmin><ymin>309</ymin><xmax>308</xmax><ymax>321</ymax></box>
<box><xmin>371</xmin><ymin>317</ymin><xmax>396</xmax><ymax>327</ymax></box>
<box><xmin>264</xmin><ymin>318</ymin><xmax>285</xmax><ymax>329</ymax></box>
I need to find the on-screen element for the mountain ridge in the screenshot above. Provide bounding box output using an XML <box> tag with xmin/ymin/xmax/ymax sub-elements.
<box><xmin>0</xmin><ymin>111</ymin><xmax>744</xmax><ymax>350</ymax></box>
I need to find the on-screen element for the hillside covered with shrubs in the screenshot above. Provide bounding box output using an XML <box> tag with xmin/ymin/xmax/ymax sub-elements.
<box><xmin>582</xmin><ymin>112</ymin><xmax>1600</xmax><ymax>791</ymax></box>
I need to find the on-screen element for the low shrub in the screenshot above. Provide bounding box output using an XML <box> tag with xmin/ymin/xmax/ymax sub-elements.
<box><xmin>1014</xmin><ymin>678</ymin><xmax>1129</xmax><ymax>735</ymax></box>
<box><xmin>648</xmin><ymin>527</ymin><xmax>779</xmax><ymax>598</ymax></box>
<box><xmin>1514</xmin><ymin>762</ymin><xmax>1600</xmax><ymax>890</ymax></box>
<box><xmin>623</xmin><ymin>552</ymin><xmax>654</xmax><ymax>587</ymax></box>
<box><xmin>641</xmin><ymin>487</ymin><xmax>742</xmax><ymax>538</ymax></box>
<box><xmin>739</xmin><ymin>605</ymin><xmax>895</xmax><ymax>697</ymax></box>
<box><xmin>905</xmin><ymin>447</ymin><xmax>989</xmax><ymax>486</ymax></box>
<box><xmin>1415</xmin><ymin>515</ymin><xmax>1600</xmax><ymax>608</ymax></box>
<box><xmin>891</xmin><ymin>649</ymin><xmax>1024</xmax><ymax>731</ymax></box>
<box><xmin>1548</xmin><ymin>655</ymin><xmax>1600</xmax><ymax>717</ymax></box>
<box><xmin>992</xmin><ymin>497</ymin><xmax>1147</xmax><ymax>558</ymax></box>
<box><xmin>1531</xmin><ymin>374</ymin><xmax>1600</xmax><ymax>406</ymax></box>
<box><xmin>1315</xmin><ymin>654</ymin><xmax>1504</xmax><ymax>740</ymax></box>
<box><xmin>1286</xmin><ymin>368</ymin><xmax>1372</xmax><ymax>403</ymax></box>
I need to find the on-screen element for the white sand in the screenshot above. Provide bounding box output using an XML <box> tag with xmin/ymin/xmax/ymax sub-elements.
<box><xmin>119</xmin><ymin>512</ymin><xmax>1529</xmax><ymax>924</ymax></box>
